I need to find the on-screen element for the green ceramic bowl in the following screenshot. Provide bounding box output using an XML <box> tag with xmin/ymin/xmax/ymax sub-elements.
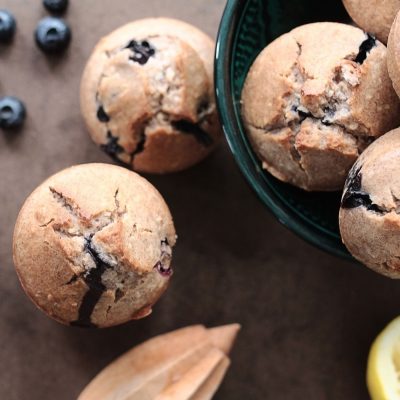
<box><xmin>215</xmin><ymin>0</ymin><xmax>353</xmax><ymax>259</ymax></box>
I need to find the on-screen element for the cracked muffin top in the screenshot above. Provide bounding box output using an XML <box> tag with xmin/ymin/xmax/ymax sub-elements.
<box><xmin>343</xmin><ymin>0</ymin><xmax>400</xmax><ymax>44</ymax></box>
<box><xmin>80</xmin><ymin>17</ymin><xmax>221</xmax><ymax>174</ymax></box>
<box><xmin>13</xmin><ymin>163</ymin><xmax>176</xmax><ymax>328</ymax></box>
<box><xmin>340</xmin><ymin>128</ymin><xmax>400</xmax><ymax>278</ymax></box>
<box><xmin>241</xmin><ymin>22</ymin><xmax>400</xmax><ymax>192</ymax></box>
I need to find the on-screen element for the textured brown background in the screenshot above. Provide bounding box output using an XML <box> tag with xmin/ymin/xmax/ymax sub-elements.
<box><xmin>1</xmin><ymin>1</ymin><xmax>400</xmax><ymax>399</ymax></box>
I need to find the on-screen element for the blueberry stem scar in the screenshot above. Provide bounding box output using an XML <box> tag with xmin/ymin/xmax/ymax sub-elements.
<box><xmin>0</xmin><ymin>96</ymin><xmax>26</xmax><ymax>130</ymax></box>
<box><xmin>70</xmin><ymin>235</ymin><xmax>112</xmax><ymax>328</ymax></box>
<box><xmin>354</xmin><ymin>34</ymin><xmax>376</xmax><ymax>65</ymax></box>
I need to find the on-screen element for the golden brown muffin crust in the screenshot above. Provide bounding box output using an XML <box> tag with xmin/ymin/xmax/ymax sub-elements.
<box><xmin>13</xmin><ymin>163</ymin><xmax>176</xmax><ymax>327</ymax></box>
<box><xmin>242</xmin><ymin>22</ymin><xmax>400</xmax><ymax>191</ymax></box>
<box><xmin>343</xmin><ymin>0</ymin><xmax>400</xmax><ymax>44</ymax></box>
<box><xmin>340</xmin><ymin>128</ymin><xmax>400</xmax><ymax>278</ymax></box>
<box><xmin>80</xmin><ymin>18</ymin><xmax>221</xmax><ymax>174</ymax></box>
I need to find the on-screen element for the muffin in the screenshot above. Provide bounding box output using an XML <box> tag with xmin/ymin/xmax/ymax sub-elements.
<box><xmin>339</xmin><ymin>128</ymin><xmax>400</xmax><ymax>278</ymax></box>
<box><xmin>343</xmin><ymin>0</ymin><xmax>400</xmax><ymax>44</ymax></box>
<box><xmin>80</xmin><ymin>18</ymin><xmax>221</xmax><ymax>174</ymax></box>
<box><xmin>241</xmin><ymin>22</ymin><xmax>400</xmax><ymax>191</ymax></box>
<box><xmin>13</xmin><ymin>163</ymin><xmax>176</xmax><ymax>327</ymax></box>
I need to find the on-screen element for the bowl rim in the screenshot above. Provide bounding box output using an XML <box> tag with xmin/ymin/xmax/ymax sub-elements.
<box><xmin>214</xmin><ymin>0</ymin><xmax>352</xmax><ymax>260</ymax></box>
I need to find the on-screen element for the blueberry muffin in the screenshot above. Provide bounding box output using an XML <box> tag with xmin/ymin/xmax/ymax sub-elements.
<box><xmin>80</xmin><ymin>18</ymin><xmax>221</xmax><ymax>174</ymax></box>
<box><xmin>339</xmin><ymin>128</ymin><xmax>400</xmax><ymax>278</ymax></box>
<box><xmin>242</xmin><ymin>22</ymin><xmax>400</xmax><ymax>191</ymax></box>
<box><xmin>343</xmin><ymin>0</ymin><xmax>400</xmax><ymax>44</ymax></box>
<box><xmin>13</xmin><ymin>163</ymin><xmax>176</xmax><ymax>327</ymax></box>
<box><xmin>388</xmin><ymin>10</ymin><xmax>400</xmax><ymax>97</ymax></box>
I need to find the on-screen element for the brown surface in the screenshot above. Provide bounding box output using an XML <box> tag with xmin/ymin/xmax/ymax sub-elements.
<box><xmin>2</xmin><ymin>1</ymin><xmax>400</xmax><ymax>399</ymax></box>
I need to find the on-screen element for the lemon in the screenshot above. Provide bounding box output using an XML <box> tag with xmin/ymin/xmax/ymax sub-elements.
<box><xmin>367</xmin><ymin>317</ymin><xmax>400</xmax><ymax>400</ymax></box>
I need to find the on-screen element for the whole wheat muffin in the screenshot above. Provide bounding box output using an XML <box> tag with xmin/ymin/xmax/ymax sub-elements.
<box><xmin>340</xmin><ymin>128</ymin><xmax>400</xmax><ymax>278</ymax></box>
<box><xmin>343</xmin><ymin>0</ymin><xmax>400</xmax><ymax>44</ymax></box>
<box><xmin>13</xmin><ymin>163</ymin><xmax>176</xmax><ymax>328</ymax></box>
<box><xmin>241</xmin><ymin>22</ymin><xmax>400</xmax><ymax>191</ymax></box>
<box><xmin>80</xmin><ymin>18</ymin><xmax>221</xmax><ymax>174</ymax></box>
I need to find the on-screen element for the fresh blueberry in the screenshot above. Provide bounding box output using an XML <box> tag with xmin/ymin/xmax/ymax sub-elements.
<box><xmin>43</xmin><ymin>0</ymin><xmax>69</xmax><ymax>14</ymax></box>
<box><xmin>0</xmin><ymin>10</ymin><xmax>16</xmax><ymax>43</ymax></box>
<box><xmin>0</xmin><ymin>96</ymin><xmax>26</xmax><ymax>130</ymax></box>
<box><xmin>35</xmin><ymin>17</ymin><xmax>71</xmax><ymax>53</ymax></box>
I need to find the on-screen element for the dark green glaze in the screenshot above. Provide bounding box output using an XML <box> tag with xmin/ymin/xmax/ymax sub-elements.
<box><xmin>215</xmin><ymin>0</ymin><xmax>353</xmax><ymax>259</ymax></box>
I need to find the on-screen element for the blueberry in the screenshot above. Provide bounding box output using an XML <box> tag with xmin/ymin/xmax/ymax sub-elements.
<box><xmin>0</xmin><ymin>10</ymin><xmax>16</xmax><ymax>43</ymax></box>
<box><xmin>341</xmin><ymin>166</ymin><xmax>382</xmax><ymax>212</ymax></box>
<box><xmin>0</xmin><ymin>96</ymin><xmax>26</xmax><ymax>130</ymax></box>
<box><xmin>100</xmin><ymin>131</ymin><xmax>124</xmax><ymax>160</ymax></box>
<box><xmin>355</xmin><ymin>34</ymin><xmax>376</xmax><ymax>65</ymax></box>
<box><xmin>125</xmin><ymin>40</ymin><xmax>155</xmax><ymax>65</ymax></box>
<box><xmin>35</xmin><ymin>17</ymin><xmax>71</xmax><ymax>53</ymax></box>
<box><xmin>43</xmin><ymin>0</ymin><xmax>69</xmax><ymax>14</ymax></box>
<box><xmin>97</xmin><ymin>106</ymin><xmax>110</xmax><ymax>123</ymax></box>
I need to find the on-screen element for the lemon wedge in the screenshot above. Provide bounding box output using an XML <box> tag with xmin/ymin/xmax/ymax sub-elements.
<box><xmin>367</xmin><ymin>317</ymin><xmax>400</xmax><ymax>400</ymax></box>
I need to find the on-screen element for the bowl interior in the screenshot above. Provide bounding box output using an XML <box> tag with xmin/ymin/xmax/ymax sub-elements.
<box><xmin>216</xmin><ymin>0</ymin><xmax>353</xmax><ymax>259</ymax></box>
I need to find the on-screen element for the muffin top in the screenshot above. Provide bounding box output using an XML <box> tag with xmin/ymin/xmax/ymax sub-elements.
<box><xmin>242</xmin><ymin>22</ymin><xmax>400</xmax><ymax>191</ymax></box>
<box><xmin>13</xmin><ymin>163</ymin><xmax>176</xmax><ymax>327</ymax></box>
<box><xmin>80</xmin><ymin>18</ymin><xmax>221</xmax><ymax>174</ymax></box>
<box><xmin>340</xmin><ymin>128</ymin><xmax>400</xmax><ymax>278</ymax></box>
